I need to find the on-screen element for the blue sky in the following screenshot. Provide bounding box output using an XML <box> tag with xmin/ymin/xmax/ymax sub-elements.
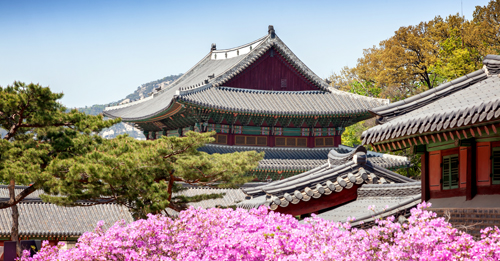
<box><xmin>0</xmin><ymin>0</ymin><xmax>491</xmax><ymax>108</ymax></box>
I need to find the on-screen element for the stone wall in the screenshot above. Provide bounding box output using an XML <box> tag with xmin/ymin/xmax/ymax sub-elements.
<box><xmin>432</xmin><ymin>208</ymin><xmax>500</xmax><ymax>238</ymax></box>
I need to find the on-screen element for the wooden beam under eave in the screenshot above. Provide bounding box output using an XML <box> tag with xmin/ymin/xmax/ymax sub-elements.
<box><xmin>381</xmin><ymin>143</ymin><xmax>387</xmax><ymax>151</ymax></box>
<box><xmin>372</xmin><ymin>145</ymin><xmax>377</xmax><ymax>152</ymax></box>
<box><xmin>397</xmin><ymin>141</ymin><xmax>402</xmax><ymax>149</ymax></box>
<box><xmin>430</xmin><ymin>135</ymin><xmax>436</xmax><ymax>143</ymax></box>
<box><xmin>443</xmin><ymin>132</ymin><xmax>448</xmax><ymax>141</ymax></box>
<box><xmin>485</xmin><ymin>125</ymin><xmax>490</xmax><ymax>135</ymax></box>
<box><xmin>413</xmin><ymin>137</ymin><xmax>418</xmax><ymax>146</ymax></box>
<box><xmin>493</xmin><ymin>124</ymin><xmax>498</xmax><ymax>134</ymax></box>
<box><xmin>419</xmin><ymin>136</ymin><xmax>424</xmax><ymax>145</ymax></box>
<box><xmin>470</xmin><ymin>128</ymin><xmax>475</xmax><ymax>137</ymax></box>
<box><xmin>424</xmin><ymin>136</ymin><xmax>429</xmax><ymax>144</ymax></box>
<box><xmin>477</xmin><ymin>127</ymin><xmax>482</xmax><ymax>136</ymax></box>
<box><xmin>436</xmin><ymin>133</ymin><xmax>442</xmax><ymax>142</ymax></box>
<box><xmin>402</xmin><ymin>139</ymin><xmax>407</xmax><ymax>147</ymax></box>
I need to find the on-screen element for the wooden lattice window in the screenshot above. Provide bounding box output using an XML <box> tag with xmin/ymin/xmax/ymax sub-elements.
<box><xmin>442</xmin><ymin>154</ymin><xmax>459</xmax><ymax>190</ymax></box>
<box><xmin>315</xmin><ymin>137</ymin><xmax>334</xmax><ymax>147</ymax></box>
<box><xmin>276</xmin><ymin>137</ymin><xmax>286</xmax><ymax>146</ymax></box>
<box><xmin>493</xmin><ymin>147</ymin><xmax>500</xmax><ymax>185</ymax></box>
<box><xmin>257</xmin><ymin>137</ymin><xmax>267</xmax><ymax>146</ymax></box>
<box><xmin>235</xmin><ymin>136</ymin><xmax>245</xmax><ymax>144</ymax></box>
<box><xmin>275</xmin><ymin>137</ymin><xmax>307</xmax><ymax>147</ymax></box>
<box><xmin>247</xmin><ymin>136</ymin><xmax>256</xmax><ymax>145</ymax></box>
<box><xmin>234</xmin><ymin>136</ymin><xmax>267</xmax><ymax>146</ymax></box>
<box><xmin>212</xmin><ymin>134</ymin><xmax>228</xmax><ymax>145</ymax></box>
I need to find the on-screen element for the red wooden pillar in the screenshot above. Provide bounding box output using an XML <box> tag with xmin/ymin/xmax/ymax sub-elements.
<box><xmin>308</xmin><ymin>136</ymin><xmax>314</xmax><ymax>148</ymax></box>
<box><xmin>459</xmin><ymin>147</ymin><xmax>469</xmax><ymax>189</ymax></box>
<box><xmin>467</xmin><ymin>139</ymin><xmax>477</xmax><ymax>200</ymax></box>
<box><xmin>268</xmin><ymin>135</ymin><xmax>275</xmax><ymax>147</ymax></box>
<box><xmin>334</xmin><ymin>135</ymin><xmax>342</xmax><ymax>146</ymax></box>
<box><xmin>421</xmin><ymin>151</ymin><xmax>430</xmax><ymax>202</ymax></box>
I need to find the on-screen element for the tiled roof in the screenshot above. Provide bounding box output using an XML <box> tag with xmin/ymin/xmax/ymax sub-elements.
<box><xmin>174</xmin><ymin>186</ymin><xmax>247</xmax><ymax>209</ymax></box>
<box><xmin>199</xmin><ymin>144</ymin><xmax>342</xmax><ymax>159</ymax></box>
<box><xmin>257</xmin><ymin>159</ymin><xmax>326</xmax><ymax>171</ymax></box>
<box><xmin>317</xmin><ymin>182</ymin><xmax>421</xmax><ymax>225</ymax></box>
<box><xmin>362</xmin><ymin>55</ymin><xmax>500</xmax><ymax>145</ymax></box>
<box><xmin>164</xmin><ymin>184</ymin><xmax>258</xmax><ymax>217</ymax></box>
<box><xmin>103</xmin><ymin>27</ymin><xmax>388</xmax><ymax>121</ymax></box>
<box><xmin>0</xmin><ymin>185</ymin><xmax>45</xmax><ymax>199</ymax></box>
<box><xmin>199</xmin><ymin>144</ymin><xmax>410</xmax><ymax>171</ymax></box>
<box><xmin>0</xmin><ymin>201</ymin><xmax>133</xmax><ymax>238</ymax></box>
<box><xmin>178</xmin><ymin>87</ymin><xmax>386</xmax><ymax>116</ymax></box>
<box><xmin>237</xmin><ymin>147</ymin><xmax>415</xmax><ymax>211</ymax></box>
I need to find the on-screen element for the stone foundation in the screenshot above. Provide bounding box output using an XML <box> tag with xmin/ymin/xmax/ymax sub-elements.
<box><xmin>432</xmin><ymin>208</ymin><xmax>500</xmax><ymax>238</ymax></box>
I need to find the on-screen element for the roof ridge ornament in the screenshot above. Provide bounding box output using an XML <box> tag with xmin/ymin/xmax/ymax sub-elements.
<box><xmin>268</xmin><ymin>25</ymin><xmax>275</xmax><ymax>39</ymax></box>
<box><xmin>483</xmin><ymin>64</ymin><xmax>490</xmax><ymax>76</ymax></box>
<box><xmin>211</xmin><ymin>43</ymin><xmax>216</xmax><ymax>51</ymax></box>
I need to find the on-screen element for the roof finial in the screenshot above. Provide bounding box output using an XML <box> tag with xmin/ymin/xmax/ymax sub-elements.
<box><xmin>268</xmin><ymin>25</ymin><xmax>275</xmax><ymax>38</ymax></box>
<box><xmin>211</xmin><ymin>43</ymin><xmax>216</xmax><ymax>51</ymax></box>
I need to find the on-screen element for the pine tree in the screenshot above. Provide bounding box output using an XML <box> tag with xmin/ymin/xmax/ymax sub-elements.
<box><xmin>0</xmin><ymin>82</ymin><xmax>120</xmax><ymax>255</ymax></box>
<box><xmin>41</xmin><ymin>132</ymin><xmax>264</xmax><ymax>218</ymax></box>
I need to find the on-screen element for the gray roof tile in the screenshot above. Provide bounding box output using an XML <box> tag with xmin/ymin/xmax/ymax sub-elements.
<box><xmin>363</xmin><ymin>56</ymin><xmax>500</xmax><ymax>144</ymax></box>
<box><xmin>179</xmin><ymin>87</ymin><xmax>386</xmax><ymax>116</ymax></box>
<box><xmin>0</xmin><ymin>201</ymin><xmax>133</xmax><ymax>237</ymax></box>
<box><xmin>317</xmin><ymin>182</ymin><xmax>421</xmax><ymax>225</ymax></box>
<box><xmin>104</xmin><ymin>33</ymin><xmax>389</xmax><ymax>121</ymax></box>
<box><xmin>199</xmin><ymin>144</ymin><xmax>410</xmax><ymax>171</ymax></box>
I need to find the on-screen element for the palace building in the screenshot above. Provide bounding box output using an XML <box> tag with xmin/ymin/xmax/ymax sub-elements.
<box><xmin>361</xmin><ymin>55</ymin><xmax>500</xmax><ymax>236</ymax></box>
<box><xmin>102</xmin><ymin>26</ymin><xmax>405</xmax><ymax>181</ymax></box>
<box><xmin>103</xmin><ymin>26</ymin><xmax>387</xmax><ymax>148</ymax></box>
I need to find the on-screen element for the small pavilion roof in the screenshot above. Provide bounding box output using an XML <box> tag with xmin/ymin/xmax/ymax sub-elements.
<box><xmin>362</xmin><ymin>55</ymin><xmax>500</xmax><ymax>145</ymax></box>
<box><xmin>103</xmin><ymin>27</ymin><xmax>388</xmax><ymax>121</ymax></box>
<box><xmin>236</xmin><ymin>146</ymin><xmax>415</xmax><ymax>211</ymax></box>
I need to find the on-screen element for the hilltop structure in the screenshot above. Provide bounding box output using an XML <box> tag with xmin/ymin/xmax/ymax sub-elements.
<box><xmin>361</xmin><ymin>55</ymin><xmax>500</xmax><ymax>236</ymax></box>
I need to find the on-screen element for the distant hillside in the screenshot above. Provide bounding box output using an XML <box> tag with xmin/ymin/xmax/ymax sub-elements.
<box><xmin>78</xmin><ymin>74</ymin><xmax>182</xmax><ymax>139</ymax></box>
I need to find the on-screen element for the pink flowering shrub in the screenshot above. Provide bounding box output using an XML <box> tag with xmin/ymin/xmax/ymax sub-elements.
<box><xmin>20</xmin><ymin>202</ymin><xmax>500</xmax><ymax>260</ymax></box>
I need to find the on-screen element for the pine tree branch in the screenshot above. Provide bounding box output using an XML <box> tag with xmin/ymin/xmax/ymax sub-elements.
<box><xmin>0</xmin><ymin>184</ymin><xmax>37</xmax><ymax>209</ymax></box>
<box><xmin>163</xmin><ymin>144</ymin><xmax>194</xmax><ymax>160</ymax></box>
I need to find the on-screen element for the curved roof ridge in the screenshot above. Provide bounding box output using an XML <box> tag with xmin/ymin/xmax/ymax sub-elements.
<box><xmin>178</xmin><ymin>35</ymin><xmax>270</xmax><ymax>94</ymax></box>
<box><xmin>369</xmin><ymin>68</ymin><xmax>487</xmax><ymax>121</ymax></box>
<box><xmin>103</xmin><ymin>95</ymin><xmax>153</xmax><ymax>112</ymax></box>
<box><xmin>157</xmin><ymin>52</ymin><xmax>213</xmax><ymax>94</ymax></box>
<box><xmin>271</xmin><ymin>36</ymin><xmax>331</xmax><ymax>92</ymax></box>
<box><xmin>338</xmin><ymin>145</ymin><xmax>408</xmax><ymax>161</ymax></box>
<box><xmin>212</xmin><ymin>35</ymin><xmax>268</xmax><ymax>53</ymax></box>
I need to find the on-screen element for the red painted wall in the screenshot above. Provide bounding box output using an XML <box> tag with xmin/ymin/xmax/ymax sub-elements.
<box><xmin>224</xmin><ymin>47</ymin><xmax>320</xmax><ymax>91</ymax></box>
<box><xmin>275</xmin><ymin>185</ymin><xmax>359</xmax><ymax>216</ymax></box>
